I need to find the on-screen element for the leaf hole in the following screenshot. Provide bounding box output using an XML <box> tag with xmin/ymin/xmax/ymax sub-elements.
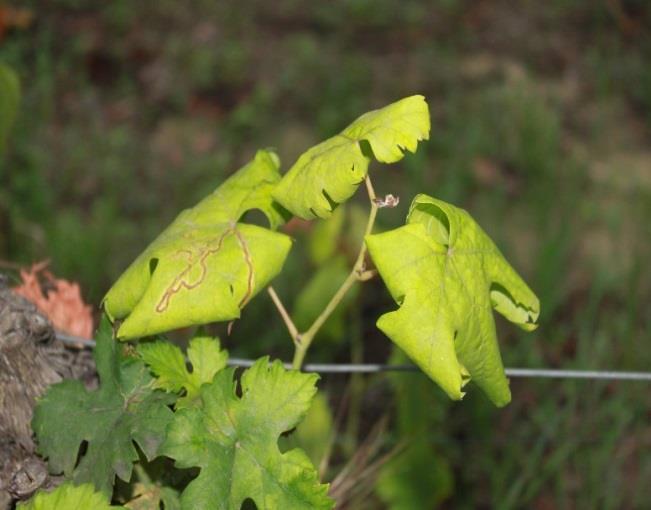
<box><xmin>321</xmin><ymin>189</ymin><xmax>338</xmax><ymax>213</ymax></box>
<box><xmin>234</xmin><ymin>371</ymin><xmax>244</xmax><ymax>398</ymax></box>
<box><xmin>149</xmin><ymin>258</ymin><xmax>159</xmax><ymax>275</ymax></box>
<box><xmin>240</xmin><ymin>208</ymin><xmax>269</xmax><ymax>228</ymax></box>
<box><xmin>359</xmin><ymin>139</ymin><xmax>374</xmax><ymax>159</ymax></box>
<box><xmin>75</xmin><ymin>440</ymin><xmax>89</xmax><ymax>470</ymax></box>
<box><xmin>271</xmin><ymin>200</ymin><xmax>292</xmax><ymax>223</ymax></box>
<box><xmin>241</xmin><ymin>498</ymin><xmax>257</xmax><ymax>509</ymax></box>
<box><xmin>229</xmin><ymin>284</ymin><xmax>235</xmax><ymax>296</ymax></box>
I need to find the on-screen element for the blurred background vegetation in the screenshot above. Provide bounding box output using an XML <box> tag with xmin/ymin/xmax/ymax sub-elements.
<box><xmin>1</xmin><ymin>1</ymin><xmax>650</xmax><ymax>508</ymax></box>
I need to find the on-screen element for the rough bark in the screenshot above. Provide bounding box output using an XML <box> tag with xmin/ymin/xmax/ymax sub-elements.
<box><xmin>0</xmin><ymin>275</ymin><xmax>96</xmax><ymax>508</ymax></box>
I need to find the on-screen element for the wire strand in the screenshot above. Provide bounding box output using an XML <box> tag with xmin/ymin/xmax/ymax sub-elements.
<box><xmin>54</xmin><ymin>332</ymin><xmax>651</xmax><ymax>382</ymax></box>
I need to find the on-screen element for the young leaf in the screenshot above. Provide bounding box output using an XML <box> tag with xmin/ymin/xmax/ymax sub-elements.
<box><xmin>272</xmin><ymin>96</ymin><xmax>430</xmax><ymax>219</ymax></box>
<box><xmin>366</xmin><ymin>194</ymin><xmax>540</xmax><ymax>406</ymax></box>
<box><xmin>17</xmin><ymin>483</ymin><xmax>124</xmax><ymax>510</ymax></box>
<box><xmin>103</xmin><ymin>150</ymin><xmax>292</xmax><ymax>339</ymax></box>
<box><xmin>0</xmin><ymin>62</ymin><xmax>20</xmax><ymax>153</ymax></box>
<box><xmin>162</xmin><ymin>358</ymin><xmax>334</xmax><ymax>510</ymax></box>
<box><xmin>138</xmin><ymin>335</ymin><xmax>228</xmax><ymax>408</ymax></box>
<box><xmin>32</xmin><ymin>317</ymin><xmax>175</xmax><ymax>495</ymax></box>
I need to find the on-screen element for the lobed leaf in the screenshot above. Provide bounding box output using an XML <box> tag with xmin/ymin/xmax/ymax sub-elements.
<box><xmin>272</xmin><ymin>96</ymin><xmax>430</xmax><ymax>219</ymax></box>
<box><xmin>138</xmin><ymin>335</ymin><xmax>228</xmax><ymax>408</ymax></box>
<box><xmin>162</xmin><ymin>358</ymin><xmax>334</xmax><ymax>510</ymax></box>
<box><xmin>280</xmin><ymin>392</ymin><xmax>334</xmax><ymax>469</ymax></box>
<box><xmin>32</xmin><ymin>318</ymin><xmax>175</xmax><ymax>495</ymax></box>
<box><xmin>366</xmin><ymin>194</ymin><xmax>540</xmax><ymax>406</ymax></box>
<box><xmin>103</xmin><ymin>150</ymin><xmax>292</xmax><ymax>339</ymax></box>
<box><xmin>17</xmin><ymin>483</ymin><xmax>124</xmax><ymax>510</ymax></box>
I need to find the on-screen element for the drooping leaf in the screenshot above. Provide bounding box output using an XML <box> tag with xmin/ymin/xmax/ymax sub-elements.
<box><xmin>17</xmin><ymin>483</ymin><xmax>124</xmax><ymax>510</ymax></box>
<box><xmin>103</xmin><ymin>150</ymin><xmax>292</xmax><ymax>339</ymax></box>
<box><xmin>0</xmin><ymin>62</ymin><xmax>20</xmax><ymax>153</ymax></box>
<box><xmin>273</xmin><ymin>96</ymin><xmax>430</xmax><ymax>219</ymax></box>
<box><xmin>162</xmin><ymin>358</ymin><xmax>334</xmax><ymax>510</ymax></box>
<box><xmin>366</xmin><ymin>194</ymin><xmax>540</xmax><ymax>406</ymax></box>
<box><xmin>32</xmin><ymin>317</ymin><xmax>176</xmax><ymax>495</ymax></box>
<box><xmin>138</xmin><ymin>335</ymin><xmax>228</xmax><ymax>408</ymax></box>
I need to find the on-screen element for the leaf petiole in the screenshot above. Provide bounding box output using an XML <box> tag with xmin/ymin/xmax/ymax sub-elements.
<box><xmin>267</xmin><ymin>286</ymin><xmax>301</xmax><ymax>346</ymax></box>
<box><xmin>290</xmin><ymin>176</ymin><xmax>379</xmax><ymax>369</ymax></box>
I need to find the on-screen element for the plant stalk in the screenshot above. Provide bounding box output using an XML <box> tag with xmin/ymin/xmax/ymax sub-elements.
<box><xmin>291</xmin><ymin>176</ymin><xmax>378</xmax><ymax>369</ymax></box>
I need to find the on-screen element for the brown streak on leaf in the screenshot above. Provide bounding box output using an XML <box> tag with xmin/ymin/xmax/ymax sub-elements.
<box><xmin>155</xmin><ymin>228</ymin><xmax>234</xmax><ymax>313</ymax></box>
<box><xmin>233</xmin><ymin>227</ymin><xmax>255</xmax><ymax>308</ymax></box>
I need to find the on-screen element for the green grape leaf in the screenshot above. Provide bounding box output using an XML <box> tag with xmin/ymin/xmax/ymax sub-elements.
<box><xmin>280</xmin><ymin>392</ymin><xmax>334</xmax><ymax>468</ymax></box>
<box><xmin>272</xmin><ymin>96</ymin><xmax>430</xmax><ymax>219</ymax></box>
<box><xmin>103</xmin><ymin>150</ymin><xmax>292</xmax><ymax>339</ymax></box>
<box><xmin>17</xmin><ymin>483</ymin><xmax>124</xmax><ymax>510</ymax></box>
<box><xmin>138</xmin><ymin>335</ymin><xmax>228</xmax><ymax>408</ymax></box>
<box><xmin>0</xmin><ymin>62</ymin><xmax>20</xmax><ymax>153</ymax></box>
<box><xmin>162</xmin><ymin>358</ymin><xmax>334</xmax><ymax>510</ymax></box>
<box><xmin>32</xmin><ymin>318</ymin><xmax>175</xmax><ymax>495</ymax></box>
<box><xmin>366</xmin><ymin>194</ymin><xmax>540</xmax><ymax>406</ymax></box>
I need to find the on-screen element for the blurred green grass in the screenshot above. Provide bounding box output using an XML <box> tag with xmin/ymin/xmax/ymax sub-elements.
<box><xmin>1</xmin><ymin>1</ymin><xmax>650</xmax><ymax>508</ymax></box>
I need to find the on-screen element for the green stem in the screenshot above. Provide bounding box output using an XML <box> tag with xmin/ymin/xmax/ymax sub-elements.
<box><xmin>292</xmin><ymin>176</ymin><xmax>378</xmax><ymax>369</ymax></box>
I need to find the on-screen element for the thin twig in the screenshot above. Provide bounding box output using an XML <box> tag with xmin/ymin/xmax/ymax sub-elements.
<box><xmin>267</xmin><ymin>286</ymin><xmax>300</xmax><ymax>345</ymax></box>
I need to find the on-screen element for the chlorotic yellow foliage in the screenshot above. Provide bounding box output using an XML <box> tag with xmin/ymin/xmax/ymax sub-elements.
<box><xmin>103</xmin><ymin>150</ymin><xmax>292</xmax><ymax>339</ymax></box>
<box><xmin>273</xmin><ymin>95</ymin><xmax>430</xmax><ymax>219</ymax></box>
<box><xmin>366</xmin><ymin>194</ymin><xmax>540</xmax><ymax>406</ymax></box>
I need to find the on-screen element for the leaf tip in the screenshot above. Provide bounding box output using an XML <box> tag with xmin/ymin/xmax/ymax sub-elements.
<box><xmin>256</xmin><ymin>147</ymin><xmax>281</xmax><ymax>170</ymax></box>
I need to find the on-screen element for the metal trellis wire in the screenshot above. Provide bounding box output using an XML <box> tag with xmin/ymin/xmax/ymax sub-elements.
<box><xmin>53</xmin><ymin>332</ymin><xmax>651</xmax><ymax>382</ymax></box>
